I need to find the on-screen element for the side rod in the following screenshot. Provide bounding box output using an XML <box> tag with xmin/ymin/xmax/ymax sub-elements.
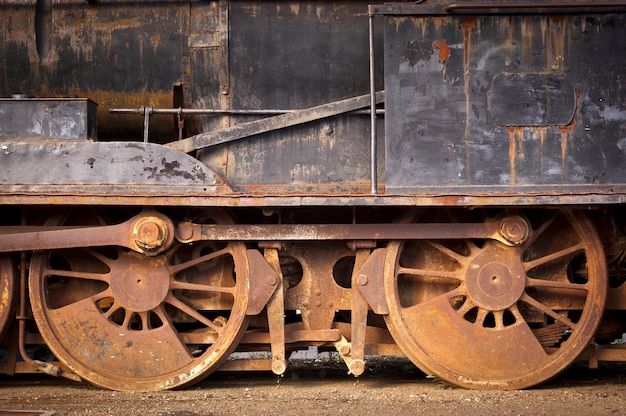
<box><xmin>176</xmin><ymin>217</ymin><xmax>528</xmax><ymax>247</ymax></box>
<box><xmin>0</xmin><ymin>216</ymin><xmax>528</xmax><ymax>253</ymax></box>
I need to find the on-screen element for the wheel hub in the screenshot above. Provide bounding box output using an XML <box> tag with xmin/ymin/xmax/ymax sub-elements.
<box><xmin>466</xmin><ymin>246</ymin><xmax>526</xmax><ymax>311</ymax></box>
<box><xmin>110</xmin><ymin>253</ymin><xmax>170</xmax><ymax>312</ymax></box>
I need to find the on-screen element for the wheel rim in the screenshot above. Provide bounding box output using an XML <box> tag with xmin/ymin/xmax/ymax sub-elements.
<box><xmin>384</xmin><ymin>209</ymin><xmax>607</xmax><ymax>389</ymax></box>
<box><xmin>29</xmin><ymin>209</ymin><xmax>249</xmax><ymax>391</ymax></box>
<box><xmin>0</xmin><ymin>254</ymin><xmax>16</xmax><ymax>343</ymax></box>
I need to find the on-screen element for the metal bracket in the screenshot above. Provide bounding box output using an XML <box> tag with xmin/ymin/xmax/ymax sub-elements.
<box><xmin>354</xmin><ymin>248</ymin><xmax>389</xmax><ymax>315</ymax></box>
<box><xmin>245</xmin><ymin>249</ymin><xmax>280</xmax><ymax>316</ymax></box>
<box><xmin>334</xmin><ymin>336</ymin><xmax>365</xmax><ymax>377</ymax></box>
<box><xmin>263</xmin><ymin>247</ymin><xmax>288</xmax><ymax>375</ymax></box>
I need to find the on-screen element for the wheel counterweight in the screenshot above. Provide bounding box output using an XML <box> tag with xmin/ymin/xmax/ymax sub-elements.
<box><xmin>383</xmin><ymin>209</ymin><xmax>607</xmax><ymax>390</ymax></box>
<box><xmin>29</xmin><ymin>209</ymin><xmax>250</xmax><ymax>391</ymax></box>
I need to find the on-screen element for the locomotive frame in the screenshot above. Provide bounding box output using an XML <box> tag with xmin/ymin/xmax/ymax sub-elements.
<box><xmin>1</xmin><ymin>0</ymin><xmax>626</xmax><ymax>391</ymax></box>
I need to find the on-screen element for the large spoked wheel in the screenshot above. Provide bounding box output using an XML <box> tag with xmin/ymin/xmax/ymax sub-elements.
<box><xmin>29</xmin><ymin>209</ymin><xmax>250</xmax><ymax>391</ymax></box>
<box><xmin>0</xmin><ymin>254</ymin><xmax>16</xmax><ymax>343</ymax></box>
<box><xmin>384</xmin><ymin>209</ymin><xmax>607</xmax><ymax>390</ymax></box>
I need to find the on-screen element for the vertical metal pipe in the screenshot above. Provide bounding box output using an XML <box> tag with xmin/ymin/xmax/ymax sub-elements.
<box><xmin>143</xmin><ymin>106</ymin><xmax>152</xmax><ymax>143</ymax></box>
<box><xmin>368</xmin><ymin>14</ymin><xmax>378</xmax><ymax>195</ymax></box>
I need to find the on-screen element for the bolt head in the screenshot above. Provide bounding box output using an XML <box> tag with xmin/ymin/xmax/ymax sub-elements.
<box><xmin>499</xmin><ymin>217</ymin><xmax>528</xmax><ymax>245</ymax></box>
<box><xmin>356</xmin><ymin>274</ymin><xmax>368</xmax><ymax>286</ymax></box>
<box><xmin>133</xmin><ymin>217</ymin><xmax>168</xmax><ymax>251</ymax></box>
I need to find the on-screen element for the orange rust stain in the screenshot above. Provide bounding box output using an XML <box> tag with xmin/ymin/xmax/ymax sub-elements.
<box><xmin>545</xmin><ymin>16</ymin><xmax>568</xmax><ymax>72</ymax></box>
<box><xmin>432</xmin><ymin>39</ymin><xmax>451</xmax><ymax>64</ymax></box>
<box><xmin>506</xmin><ymin>127</ymin><xmax>525</xmax><ymax>184</ymax></box>
<box><xmin>462</xmin><ymin>17</ymin><xmax>477</xmax><ymax>31</ymax></box>
<box><xmin>558</xmin><ymin>117</ymin><xmax>577</xmax><ymax>168</ymax></box>
<box><xmin>67</xmin><ymin>89</ymin><xmax>175</xmax><ymax>140</ymax></box>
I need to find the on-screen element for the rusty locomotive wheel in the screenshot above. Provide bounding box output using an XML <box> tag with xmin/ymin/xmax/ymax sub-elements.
<box><xmin>383</xmin><ymin>209</ymin><xmax>607</xmax><ymax>390</ymax></box>
<box><xmin>0</xmin><ymin>254</ymin><xmax>16</xmax><ymax>343</ymax></box>
<box><xmin>29</xmin><ymin>209</ymin><xmax>249</xmax><ymax>391</ymax></box>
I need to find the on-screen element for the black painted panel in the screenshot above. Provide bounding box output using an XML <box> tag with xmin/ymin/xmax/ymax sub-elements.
<box><xmin>384</xmin><ymin>13</ymin><xmax>626</xmax><ymax>191</ymax></box>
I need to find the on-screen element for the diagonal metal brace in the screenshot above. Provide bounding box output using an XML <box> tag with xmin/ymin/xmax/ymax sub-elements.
<box><xmin>166</xmin><ymin>91</ymin><xmax>385</xmax><ymax>153</ymax></box>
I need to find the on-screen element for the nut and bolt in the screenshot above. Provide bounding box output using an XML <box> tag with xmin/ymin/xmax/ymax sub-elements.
<box><xmin>499</xmin><ymin>216</ymin><xmax>529</xmax><ymax>245</ymax></box>
<box><xmin>133</xmin><ymin>217</ymin><xmax>168</xmax><ymax>251</ymax></box>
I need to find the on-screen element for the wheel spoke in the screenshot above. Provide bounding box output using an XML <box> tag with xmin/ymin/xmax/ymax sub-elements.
<box><xmin>43</xmin><ymin>267</ymin><xmax>110</xmax><ymax>283</ymax></box>
<box><xmin>455</xmin><ymin>296</ymin><xmax>477</xmax><ymax>316</ymax></box>
<box><xmin>402</xmin><ymin>287</ymin><xmax>463</xmax><ymax>316</ymax></box>
<box><xmin>138</xmin><ymin>311</ymin><xmax>150</xmax><ymax>330</ymax></box>
<box><xmin>84</xmin><ymin>248</ymin><xmax>117</xmax><ymax>268</ymax></box>
<box><xmin>102</xmin><ymin>301</ymin><xmax>122</xmax><ymax>320</ymax></box>
<box><xmin>508</xmin><ymin>303</ymin><xmax>525</xmax><ymax>323</ymax></box>
<box><xmin>121</xmin><ymin>310</ymin><xmax>134</xmax><ymax>330</ymax></box>
<box><xmin>526</xmin><ymin>277</ymin><xmax>587</xmax><ymax>292</ymax></box>
<box><xmin>475</xmin><ymin>308</ymin><xmax>489</xmax><ymax>326</ymax></box>
<box><xmin>524</xmin><ymin>213</ymin><xmax>558</xmax><ymax>248</ymax></box>
<box><xmin>168</xmin><ymin>247</ymin><xmax>231</xmax><ymax>275</ymax></box>
<box><xmin>424</xmin><ymin>241</ymin><xmax>470</xmax><ymax>265</ymax></box>
<box><xmin>492</xmin><ymin>310</ymin><xmax>505</xmax><ymax>330</ymax></box>
<box><xmin>169</xmin><ymin>281</ymin><xmax>235</xmax><ymax>295</ymax></box>
<box><xmin>397</xmin><ymin>266</ymin><xmax>462</xmax><ymax>284</ymax></box>
<box><xmin>523</xmin><ymin>242</ymin><xmax>585</xmax><ymax>272</ymax></box>
<box><xmin>520</xmin><ymin>292</ymin><xmax>577</xmax><ymax>329</ymax></box>
<box><xmin>164</xmin><ymin>293</ymin><xmax>223</xmax><ymax>333</ymax></box>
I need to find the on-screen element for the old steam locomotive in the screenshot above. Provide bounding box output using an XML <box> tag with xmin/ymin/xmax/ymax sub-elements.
<box><xmin>0</xmin><ymin>0</ymin><xmax>625</xmax><ymax>391</ymax></box>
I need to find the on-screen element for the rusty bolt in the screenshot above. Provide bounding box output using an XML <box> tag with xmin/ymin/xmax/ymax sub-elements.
<box><xmin>133</xmin><ymin>217</ymin><xmax>169</xmax><ymax>251</ymax></box>
<box><xmin>272</xmin><ymin>359</ymin><xmax>286</xmax><ymax>375</ymax></box>
<box><xmin>267</xmin><ymin>275</ymin><xmax>278</xmax><ymax>286</ymax></box>
<box><xmin>349</xmin><ymin>359</ymin><xmax>365</xmax><ymax>376</ymax></box>
<box><xmin>338</xmin><ymin>344</ymin><xmax>351</xmax><ymax>355</ymax></box>
<box><xmin>498</xmin><ymin>216</ymin><xmax>529</xmax><ymax>245</ymax></box>
<box><xmin>176</xmin><ymin>222</ymin><xmax>194</xmax><ymax>242</ymax></box>
<box><xmin>356</xmin><ymin>274</ymin><xmax>368</xmax><ymax>286</ymax></box>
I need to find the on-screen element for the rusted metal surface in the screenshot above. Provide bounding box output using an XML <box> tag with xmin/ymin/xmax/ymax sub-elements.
<box><xmin>0</xmin><ymin>0</ymin><xmax>624</xmax><ymax>393</ymax></box>
<box><xmin>283</xmin><ymin>243</ymin><xmax>352</xmax><ymax>331</ymax></box>
<box><xmin>0</xmin><ymin>98</ymin><xmax>97</xmax><ymax>141</ymax></box>
<box><xmin>371</xmin><ymin>1</ymin><xmax>626</xmax><ymax>15</ymax></box>
<box><xmin>176</xmin><ymin>218</ymin><xmax>527</xmax><ymax>246</ymax></box>
<box><xmin>0</xmin><ymin>141</ymin><xmax>229</xmax><ymax>196</ymax></box>
<box><xmin>2</xmin><ymin>192</ymin><xmax>626</xmax><ymax>209</ymax></box>
<box><xmin>245</xmin><ymin>249</ymin><xmax>279</xmax><ymax>316</ymax></box>
<box><xmin>0</xmin><ymin>210</ymin><xmax>175</xmax><ymax>255</ymax></box>
<box><xmin>0</xmin><ymin>255</ymin><xmax>16</xmax><ymax>344</ymax></box>
<box><xmin>27</xmin><ymin>209</ymin><xmax>251</xmax><ymax>391</ymax></box>
<box><xmin>167</xmin><ymin>92</ymin><xmax>385</xmax><ymax>153</ymax></box>
<box><xmin>240</xmin><ymin>324</ymin><xmax>341</xmax><ymax>345</ymax></box>
<box><xmin>0</xmin><ymin>1</ymin><xmax>188</xmax><ymax>142</ymax></box>
<box><xmin>262</xmin><ymin>248</ymin><xmax>287</xmax><ymax>375</ymax></box>
<box><xmin>379</xmin><ymin>4</ymin><xmax>626</xmax><ymax>194</ymax></box>
<box><xmin>383</xmin><ymin>209</ymin><xmax>607</xmax><ymax>389</ymax></box>
<box><xmin>0</xmin><ymin>214</ymin><xmax>532</xmax><ymax>254</ymax></box>
<box><xmin>353</xmin><ymin>248</ymin><xmax>389</xmax><ymax>315</ymax></box>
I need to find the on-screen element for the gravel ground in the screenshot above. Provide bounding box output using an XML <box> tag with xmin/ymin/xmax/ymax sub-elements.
<box><xmin>1</xmin><ymin>356</ymin><xmax>626</xmax><ymax>416</ymax></box>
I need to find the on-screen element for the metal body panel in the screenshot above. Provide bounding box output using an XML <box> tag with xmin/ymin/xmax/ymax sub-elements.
<box><xmin>197</xmin><ymin>1</ymin><xmax>385</xmax><ymax>192</ymax></box>
<box><xmin>0</xmin><ymin>141</ymin><xmax>228</xmax><ymax>196</ymax></box>
<box><xmin>383</xmin><ymin>9</ymin><xmax>626</xmax><ymax>193</ymax></box>
<box><xmin>0</xmin><ymin>98</ymin><xmax>97</xmax><ymax>140</ymax></box>
<box><xmin>0</xmin><ymin>0</ymin><xmax>188</xmax><ymax>141</ymax></box>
